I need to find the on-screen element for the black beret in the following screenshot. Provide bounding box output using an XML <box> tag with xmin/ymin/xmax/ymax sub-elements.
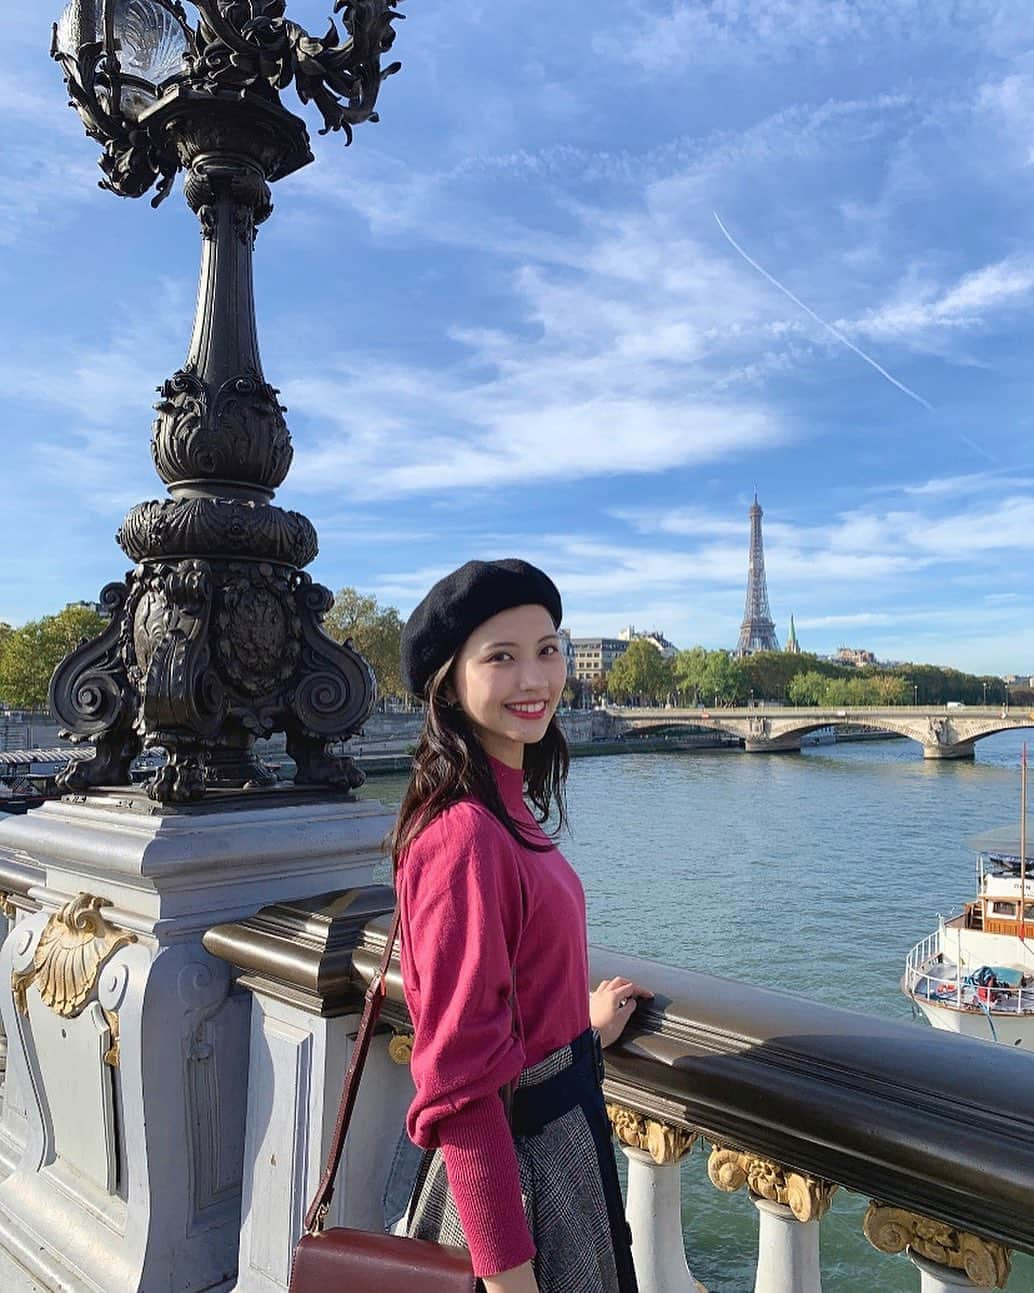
<box><xmin>401</xmin><ymin>558</ymin><xmax>563</xmax><ymax>697</ymax></box>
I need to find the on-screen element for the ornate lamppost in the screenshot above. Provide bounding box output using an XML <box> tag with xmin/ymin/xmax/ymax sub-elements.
<box><xmin>49</xmin><ymin>0</ymin><xmax>403</xmax><ymax>803</ymax></box>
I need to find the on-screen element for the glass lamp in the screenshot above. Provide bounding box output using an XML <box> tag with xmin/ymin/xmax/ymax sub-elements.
<box><xmin>55</xmin><ymin>0</ymin><xmax>188</xmax><ymax>119</ymax></box>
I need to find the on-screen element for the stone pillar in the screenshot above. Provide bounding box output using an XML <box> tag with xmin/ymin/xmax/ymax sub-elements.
<box><xmin>923</xmin><ymin>742</ymin><xmax>975</xmax><ymax>761</ymax></box>
<box><xmin>204</xmin><ymin>887</ymin><xmax>415</xmax><ymax>1293</ymax></box>
<box><xmin>752</xmin><ymin>1197</ymin><xmax>821</xmax><ymax>1293</ymax></box>
<box><xmin>607</xmin><ymin>1105</ymin><xmax>701</xmax><ymax>1293</ymax></box>
<box><xmin>708</xmin><ymin>1145</ymin><xmax>837</xmax><ymax>1293</ymax></box>
<box><xmin>0</xmin><ymin>788</ymin><xmax>395</xmax><ymax>1293</ymax></box>
<box><xmin>863</xmin><ymin>1203</ymin><xmax>1012</xmax><ymax>1290</ymax></box>
<box><xmin>910</xmin><ymin>1250</ymin><xmax>992</xmax><ymax>1292</ymax></box>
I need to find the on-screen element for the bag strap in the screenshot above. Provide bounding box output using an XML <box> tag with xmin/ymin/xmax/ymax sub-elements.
<box><xmin>302</xmin><ymin>904</ymin><xmax>522</xmax><ymax>1235</ymax></box>
<box><xmin>303</xmin><ymin>904</ymin><xmax>402</xmax><ymax>1234</ymax></box>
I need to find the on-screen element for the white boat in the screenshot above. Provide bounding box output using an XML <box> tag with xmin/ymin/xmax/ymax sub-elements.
<box><xmin>903</xmin><ymin>816</ymin><xmax>1034</xmax><ymax>1048</ymax></box>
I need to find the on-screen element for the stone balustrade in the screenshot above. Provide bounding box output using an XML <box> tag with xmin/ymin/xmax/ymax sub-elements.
<box><xmin>0</xmin><ymin>873</ymin><xmax>1030</xmax><ymax>1292</ymax></box>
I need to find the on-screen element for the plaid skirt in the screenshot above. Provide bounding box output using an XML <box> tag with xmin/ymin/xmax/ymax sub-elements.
<box><xmin>384</xmin><ymin>1027</ymin><xmax>639</xmax><ymax>1293</ymax></box>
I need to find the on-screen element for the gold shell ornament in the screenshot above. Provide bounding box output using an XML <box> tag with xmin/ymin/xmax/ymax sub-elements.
<box><xmin>13</xmin><ymin>894</ymin><xmax>136</xmax><ymax>1018</ymax></box>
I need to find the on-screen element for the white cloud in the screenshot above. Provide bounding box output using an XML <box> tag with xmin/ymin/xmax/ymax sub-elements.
<box><xmin>845</xmin><ymin>257</ymin><xmax>1034</xmax><ymax>343</ymax></box>
<box><xmin>591</xmin><ymin>0</ymin><xmax>982</xmax><ymax>74</ymax></box>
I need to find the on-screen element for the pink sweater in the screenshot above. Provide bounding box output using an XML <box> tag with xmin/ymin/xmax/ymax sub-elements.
<box><xmin>397</xmin><ymin>757</ymin><xmax>590</xmax><ymax>1278</ymax></box>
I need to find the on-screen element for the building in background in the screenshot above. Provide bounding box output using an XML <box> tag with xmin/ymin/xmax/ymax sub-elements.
<box><xmin>618</xmin><ymin>625</ymin><xmax>678</xmax><ymax>660</ymax></box>
<box><xmin>571</xmin><ymin>637</ymin><xmax>629</xmax><ymax>683</ymax></box>
<box><xmin>735</xmin><ymin>492</ymin><xmax>780</xmax><ymax>655</ymax></box>
<box><xmin>557</xmin><ymin>628</ymin><xmax>576</xmax><ymax>676</ymax></box>
<box><xmin>785</xmin><ymin>615</ymin><xmax>802</xmax><ymax>655</ymax></box>
<box><xmin>64</xmin><ymin>599</ymin><xmax>112</xmax><ymax>621</ymax></box>
<box><xmin>833</xmin><ymin>646</ymin><xmax>878</xmax><ymax>668</ymax></box>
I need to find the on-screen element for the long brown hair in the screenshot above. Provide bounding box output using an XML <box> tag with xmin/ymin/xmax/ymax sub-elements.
<box><xmin>390</xmin><ymin>657</ymin><xmax>570</xmax><ymax>880</ymax></box>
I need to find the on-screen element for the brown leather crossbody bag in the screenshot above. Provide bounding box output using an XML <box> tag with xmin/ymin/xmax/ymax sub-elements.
<box><xmin>290</xmin><ymin>903</ymin><xmax>516</xmax><ymax>1293</ymax></box>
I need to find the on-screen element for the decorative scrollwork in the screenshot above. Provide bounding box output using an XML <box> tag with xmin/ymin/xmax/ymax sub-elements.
<box><xmin>187</xmin><ymin>0</ymin><xmax>404</xmax><ymax>142</ymax></box>
<box><xmin>863</xmin><ymin>1203</ymin><xmax>1012</xmax><ymax>1289</ymax></box>
<box><xmin>290</xmin><ymin>574</ymin><xmax>376</xmax><ymax>739</ymax></box>
<box><xmin>707</xmin><ymin>1145</ymin><xmax>838</xmax><ymax>1223</ymax></box>
<box><xmin>151</xmin><ymin>367</ymin><xmax>292</xmax><ymax>493</ymax></box>
<box><xmin>388</xmin><ymin>1032</ymin><xmax>413</xmax><ymax>1064</ymax></box>
<box><xmin>606</xmin><ymin>1104</ymin><xmax>696</xmax><ymax>1165</ymax></box>
<box><xmin>12</xmin><ymin>895</ymin><xmax>137</xmax><ymax>1019</ymax></box>
<box><xmin>50</xmin><ymin>27</ymin><xmax>181</xmax><ymax>206</ymax></box>
<box><xmin>217</xmin><ymin>562</ymin><xmax>301</xmax><ymax>697</ymax></box>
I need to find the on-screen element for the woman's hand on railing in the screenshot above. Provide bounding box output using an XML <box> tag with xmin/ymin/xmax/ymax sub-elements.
<box><xmin>590</xmin><ymin>976</ymin><xmax>654</xmax><ymax>1049</ymax></box>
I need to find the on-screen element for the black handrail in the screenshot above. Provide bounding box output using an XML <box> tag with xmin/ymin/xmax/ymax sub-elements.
<box><xmin>353</xmin><ymin>914</ymin><xmax>1034</xmax><ymax>1258</ymax></box>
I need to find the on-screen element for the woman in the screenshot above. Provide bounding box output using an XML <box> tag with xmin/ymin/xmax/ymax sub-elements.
<box><xmin>385</xmin><ymin>558</ymin><xmax>652</xmax><ymax>1293</ymax></box>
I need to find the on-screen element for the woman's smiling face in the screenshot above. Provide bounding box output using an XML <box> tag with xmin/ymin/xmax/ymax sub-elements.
<box><xmin>452</xmin><ymin>603</ymin><xmax>567</xmax><ymax>768</ymax></box>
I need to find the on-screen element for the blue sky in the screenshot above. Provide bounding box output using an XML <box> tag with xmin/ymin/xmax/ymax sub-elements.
<box><xmin>3</xmin><ymin>1</ymin><xmax>1034</xmax><ymax>673</ymax></box>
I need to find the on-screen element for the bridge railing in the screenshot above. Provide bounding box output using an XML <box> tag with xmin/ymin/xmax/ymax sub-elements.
<box><xmin>6</xmin><ymin>873</ymin><xmax>1029</xmax><ymax>1293</ymax></box>
<box><xmin>345</xmin><ymin>913</ymin><xmax>1033</xmax><ymax>1292</ymax></box>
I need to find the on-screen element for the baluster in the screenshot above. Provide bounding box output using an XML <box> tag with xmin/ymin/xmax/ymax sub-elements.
<box><xmin>863</xmin><ymin>1203</ymin><xmax>1012</xmax><ymax>1291</ymax></box>
<box><xmin>707</xmin><ymin>1145</ymin><xmax>837</xmax><ymax>1293</ymax></box>
<box><xmin>607</xmin><ymin>1105</ymin><xmax>703</xmax><ymax>1293</ymax></box>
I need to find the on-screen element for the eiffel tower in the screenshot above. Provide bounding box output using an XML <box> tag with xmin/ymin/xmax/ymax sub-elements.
<box><xmin>735</xmin><ymin>492</ymin><xmax>780</xmax><ymax>655</ymax></box>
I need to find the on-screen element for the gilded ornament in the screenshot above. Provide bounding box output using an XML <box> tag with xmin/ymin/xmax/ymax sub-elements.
<box><xmin>0</xmin><ymin>891</ymin><xmax>17</xmax><ymax>921</ymax></box>
<box><xmin>12</xmin><ymin>895</ymin><xmax>136</xmax><ymax>1019</ymax></box>
<box><xmin>388</xmin><ymin>1032</ymin><xmax>413</xmax><ymax>1065</ymax></box>
<box><xmin>605</xmin><ymin>1104</ymin><xmax>696</xmax><ymax>1165</ymax></box>
<box><xmin>863</xmin><ymin>1203</ymin><xmax>1011</xmax><ymax>1289</ymax></box>
<box><xmin>707</xmin><ymin>1145</ymin><xmax>837</xmax><ymax>1223</ymax></box>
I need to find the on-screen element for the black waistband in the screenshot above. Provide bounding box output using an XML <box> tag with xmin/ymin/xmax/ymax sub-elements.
<box><xmin>509</xmin><ymin>1027</ymin><xmax>605</xmax><ymax>1137</ymax></box>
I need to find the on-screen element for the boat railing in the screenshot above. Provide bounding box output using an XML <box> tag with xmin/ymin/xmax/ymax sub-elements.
<box><xmin>905</xmin><ymin>933</ymin><xmax>1034</xmax><ymax>1016</ymax></box>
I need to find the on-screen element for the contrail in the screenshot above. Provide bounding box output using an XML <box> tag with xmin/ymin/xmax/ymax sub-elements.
<box><xmin>713</xmin><ymin>211</ymin><xmax>933</xmax><ymax>411</ymax></box>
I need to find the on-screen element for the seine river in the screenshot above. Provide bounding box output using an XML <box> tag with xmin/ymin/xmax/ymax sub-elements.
<box><xmin>364</xmin><ymin>729</ymin><xmax>1032</xmax><ymax>1292</ymax></box>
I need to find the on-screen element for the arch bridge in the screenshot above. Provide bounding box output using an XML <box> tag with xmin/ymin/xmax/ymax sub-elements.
<box><xmin>609</xmin><ymin>704</ymin><xmax>1033</xmax><ymax>759</ymax></box>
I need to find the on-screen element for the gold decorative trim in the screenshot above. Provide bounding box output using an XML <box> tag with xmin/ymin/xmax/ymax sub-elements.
<box><xmin>606</xmin><ymin>1103</ymin><xmax>697</xmax><ymax>1164</ymax></box>
<box><xmin>0</xmin><ymin>891</ymin><xmax>17</xmax><ymax>922</ymax></box>
<box><xmin>12</xmin><ymin>894</ymin><xmax>136</xmax><ymax>1019</ymax></box>
<box><xmin>863</xmin><ymin>1203</ymin><xmax>1011</xmax><ymax>1289</ymax></box>
<box><xmin>388</xmin><ymin>1031</ymin><xmax>413</xmax><ymax>1065</ymax></box>
<box><xmin>707</xmin><ymin>1144</ymin><xmax>838</xmax><ymax>1223</ymax></box>
<box><xmin>102</xmin><ymin>1007</ymin><xmax>122</xmax><ymax>1068</ymax></box>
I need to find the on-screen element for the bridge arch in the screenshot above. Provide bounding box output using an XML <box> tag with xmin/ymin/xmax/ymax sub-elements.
<box><xmin>608</xmin><ymin>706</ymin><xmax>1034</xmax><ymax>760</ymax></box>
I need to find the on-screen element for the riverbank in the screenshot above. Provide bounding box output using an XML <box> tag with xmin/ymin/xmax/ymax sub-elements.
<box><xmin>350</xmin><ymin>734</ymin><xmax>741</xmax><ymax>777</ymax></box>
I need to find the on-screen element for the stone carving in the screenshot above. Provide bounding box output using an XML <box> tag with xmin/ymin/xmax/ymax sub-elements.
<box><xmin>388</xmin><ymin>1032</ymin><xmax>413</xmax><ymax>1064</ymax></box>
<box><xmin>863</xmin><ymin>1203</ymin><xmax>1012</xmax><ymax>1289</ymax></box>
<box><xmin>707</xmin><ymin>1144</ymin><xmax>838</xmax><ymax>1223</ymax></box>
<box><xmin>11</xmin><ymin>894</ymin><xmax>136</xmax><ymax>1023</ymax></box>
<box><xmin>606</xmin><ymin>1103</ymin><xmax>696</xmax><ymax>1165</ymax></box>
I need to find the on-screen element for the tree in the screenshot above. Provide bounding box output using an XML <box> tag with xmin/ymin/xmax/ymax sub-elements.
<box><xmin>787</xmin><ymin>671</ymin><xmax>829</xmax><ymax>706</ymax></box>
<box><xmin>672</xmin><ymin>646</ymin><xmax>708</xmax><ymax>703</ymax></box>
<box><xmin>0</xmin><ymin>605</ymin><xmax>107</xmax><ymax>709</ymax></box>
<box><xmin>563</xmin><ymin>677</ymin><xmax>590</xmax><ymax>709</ymax></box>
<box><xmin>323</xmin><ymin>587</ymin><xmax>406</xmax><ymax>702</ymax></box>
<box><xmin>700</xmin><ymin>651</ymin><xmax>747</xmax><ymax>706</ymax></box>
<box><xmin>607</xmin><ymin>639</ymin><xmax>672</xmax><ymax>705</ymax></box>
